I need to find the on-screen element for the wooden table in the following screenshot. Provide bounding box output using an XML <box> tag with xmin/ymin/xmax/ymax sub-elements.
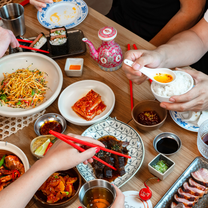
<box><xmin>4</xmin><ymin>1</ymin><xmax>201</xmax><ymax>207</ymax></box>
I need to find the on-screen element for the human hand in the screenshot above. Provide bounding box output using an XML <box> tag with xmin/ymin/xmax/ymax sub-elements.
<box><xmin>30</xmin><ymin>0</ymin><xmax>53</xmax><ymax>12</ymax></box>
<box><xmin>42</xmin><ymin>133</ymin><xmax>105</xmax><ymax>173</ymax></box>
<box><xmin>0</xmin><ymin>27</ymin><xmax>19</xmax><ymax>57</ymax></box>
<box><xmin>111</xmin><ymin>185</ymin><xmax>125</xmax><ymax>208</ymax></box>
<box><xmin>160</xmin><ymin>68</ymin><xmax>208</xmax><ymax>111</ymax></box>
<box><xmin>122</xmin><ymin>49</ymin><xmax>162</xmax><ymax>85</ymax></box>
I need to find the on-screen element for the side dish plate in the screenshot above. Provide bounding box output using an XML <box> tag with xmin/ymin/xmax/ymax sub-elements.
<box><xmin>0</xmin><ymin>52</ymin><xmax>63</xmax><ymax>117</ymax></box>
<box><xmin>155</xmin><ymin>157</ymin><xmax>208</xmax><ymax>208</ymax></box>
<box><xmin>58</xmin><ymin>80</ymin><xmax>115</xmax><ymax>126</ymax></box>
<box><xmin>76</xmin><ymin>117</ymin><xmax>145</xmax><ymax>188</ymax></box>
<box><xmin>169</xmin><ymin>111</ymin><xmax>199</xmax><ymax>132</ymax></box>
<box><xmin>37</xmin><ymin>0</ymin><xmax>88</xmax><ymax>29</ymax></box>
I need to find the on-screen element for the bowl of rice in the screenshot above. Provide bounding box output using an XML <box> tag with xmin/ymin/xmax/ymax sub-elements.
<box><xmin>151</xmin><ymin>71</ymin><xmax>194</xmax><ymax>103</ymax></box>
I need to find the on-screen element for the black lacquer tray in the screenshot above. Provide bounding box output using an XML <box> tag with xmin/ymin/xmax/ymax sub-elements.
<box><xmin>10</xmin><ymin>29</ymin><xmax>86</xmax><ymax>59</ymax></box>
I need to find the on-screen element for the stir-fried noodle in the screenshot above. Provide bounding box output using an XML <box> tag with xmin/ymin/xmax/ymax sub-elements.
<box><xmin>0</xmin><ymin>66</ymin><xmax>48</xmax><ymax>108</ymax></box>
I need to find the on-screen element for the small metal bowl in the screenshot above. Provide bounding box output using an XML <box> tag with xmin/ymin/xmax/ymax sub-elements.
<box><xmin>153</xmin><ymin>132</ymin><xmax>182</xmax><ymax>155</ymax></box>
<box><xmin>79</xmin><ymin>179</ymin><xmax>116</xmax><ymax>208</ymax></box>
<box><xmin>34</xmin><ymin>113</ymin><xmax>67</xmax><ymax>136</ymax></box>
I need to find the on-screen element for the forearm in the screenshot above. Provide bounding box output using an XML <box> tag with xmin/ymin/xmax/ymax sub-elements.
<box><xmin>0</xmin><ymin>158</ymin><xmax>54</xmax><ymax>208</ymax></box>
<box><xmin>156</xmin><ymin>29</ymin><xmax>207</xmax><ymax>68</ymax></box>
<box><xmin>150</xmin><ymin>10</ymin><xmax>203</xmax><ymax>47</ymax></box>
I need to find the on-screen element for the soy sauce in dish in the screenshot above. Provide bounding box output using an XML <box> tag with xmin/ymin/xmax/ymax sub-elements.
<box><xmin>156</xmin><ymin>138</ymin><xmax>179</xmax><ymax>154</ymax></box>
<box><xmin>39</xmin><ymin>120</ymin><xmax>62</xmax><ymax>135</ymax></box>
<box><xmin>202</xmin><ymin>133</ymin><xmax>208</xmax><ymax>145</ymax></box>
<box><xmin>83</xmin><ymin>187</ymin><xmax>114</xmax><ymax>208</ymax></box>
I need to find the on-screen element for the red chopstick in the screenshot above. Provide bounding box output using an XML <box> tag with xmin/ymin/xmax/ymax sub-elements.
<box><xmin>20</xmin><ymin>0</ymin><xmax>29</xmax><ymax>6</ymax></box>
<box><xmin>51</xmin><ymin>131</ymin><xmax>117</xmax><ymax>171</ymax></box>
<box><xmin>17</xmin><ymin>39</ymin><xmax>33</xmax><ymax>43</ymax></box>
<box><xmin>19</xmin><ymin>45</ymin><xmax>49</xmax><ymax>54</ymax></box>
<box><xmin>133</xmin><ymin>44</ymin><xmax>137</xmax><ymax>50</ymax></box>
<box><xmin>127</xmin><ymin>44</ymin><xmax>134</xmax><ymax>110</ymax></box>
<box><xmin>50</xmin><ymin>130</ymin><xmax>131</xmax><ymax>159</ymax></box>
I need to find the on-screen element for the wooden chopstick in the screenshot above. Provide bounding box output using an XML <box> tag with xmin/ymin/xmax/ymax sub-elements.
<box><xmin>127</xmin><ymin>44</ymin><xmax>134</xmax><ymax>110</ymax></box>
<box><xmin>19</xmin><ymin>45</ymin><xmax>49</xmax><ymax>54</ymax></box>
<box><xmin>50</xmin><ymin>130</ymin><xmax>131</xmax><ymax>159</ymax></box>
<box><xmin>17</xmin><ymin>39</ymin><xmax>33</xmax><ymax>43</ymax></box>
<box><xmin>51</xmin><ymin>131</ymin><xmax>117</xmax><ymax>171</ymax></box>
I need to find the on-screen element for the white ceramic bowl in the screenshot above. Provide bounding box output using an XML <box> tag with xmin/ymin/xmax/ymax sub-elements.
<box><xmin>64</xmin><ymin>58</ymin><xmax>83</xmax><ymax>77</ymax></box>
<box><xmin>58</xmin><ymin>80</ymin><xmax>115</xmax><ymax>126</ymax></box>
<box><xmin>0</xmin><ymin>141</ymin><xmax>30</xmax><ymax>172</ymax></box>
<box><xmin>0</xmin><ymin>52</ymin><xmax>63</xmax><ymax>117</ymax></box>
<box><xmin>151</xmin><ymin>71</ymin><xmax>194</xmax><ymax>103</ymax></box>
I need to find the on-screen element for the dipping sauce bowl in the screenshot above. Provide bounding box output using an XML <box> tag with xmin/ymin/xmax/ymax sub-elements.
<box><xmin>79</xmin><ymin>179</ymin><xmax>116</xmax><ymax>208</ymax></box>
<box><xmin>131</xmin><ymin>100</ymin><xmax>167</xmax><ymax>131</ymax></box>
<box><xmin>34</xmin><ymin>113</ymin><xmax>67</xmax><ymax>136</ymax></box>
<box><xmin>153</xmin><ymin>132</ymin><xmax>182</xmax><ymax>155</ymax></box>
<box><xmin>148</xmin><ymin>153</ymin><xmax>175</xmax><ymax>180</ymax></box>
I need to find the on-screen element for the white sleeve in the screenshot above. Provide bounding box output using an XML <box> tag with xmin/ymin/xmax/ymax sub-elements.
<box><xmin>204</xmin><ymin>9</ymin><xmax>208</xmax><ymax>22</ymax></box>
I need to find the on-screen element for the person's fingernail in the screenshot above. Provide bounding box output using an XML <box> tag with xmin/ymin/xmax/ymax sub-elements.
<box><xmin>49</xmin><ymin>0</ymin><xmax>53</xmax><ymax>3</ymax></box>
<box><xmin>133</xmin><ymin>63</ymin><xmax>140</xmax><ymax>70</ymax></box>
<box><xmin>160</xmin><ymin>104</ymin><xmax>166</xmax><ymax>108</ymax></box>
<box><xmin>169</xmin><ymin>98</ymin><xmax>175</xmax><ymax>102</ymax></box>
<box><xmin>95</xmin><ymin>147</ymin><xmax>100</xmax><ymax>153</ymax></box>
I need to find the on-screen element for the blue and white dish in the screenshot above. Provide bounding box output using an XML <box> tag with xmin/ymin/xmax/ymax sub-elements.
<box><xmin>169</xmin><ymin>111</ymin><xmax>199</xmax><ymax>132</ymax></box>
<box><xmin>76</xmin><ymin>117</ymin><xmax>145</xmax><ymax>188</ymax></box>
<box><xmin>37</xmin><ymin>0</ymin><xmax>88</xmax><ymax>29</ymax></box>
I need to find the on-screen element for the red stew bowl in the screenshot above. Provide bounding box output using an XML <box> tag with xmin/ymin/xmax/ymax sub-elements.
<box><xmin>34</xmin><ymin>168</ymin><xmax>82</xmax><ymax>208</ymax></box>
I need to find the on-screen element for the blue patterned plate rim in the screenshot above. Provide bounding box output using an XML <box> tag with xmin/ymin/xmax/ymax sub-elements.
<box><xmin>169</xmin><ymin>110</ymin><xmax>199</xmax><ymax>132</ymax></box>
<box><xmin>37</xmin><ymin>0</ymin><xmax>88</xmax><ymax>29</ymax></box>
<box><xmin>76</xmin><ymin>117</ymin><xmax>145</xmax><ymax>188</ymax></box>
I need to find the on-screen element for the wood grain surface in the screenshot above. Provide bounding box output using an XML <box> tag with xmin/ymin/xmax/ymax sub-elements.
<box><xmin>3</xmin><ymin>1</ymin><xmax>200</xmax><ymax>207</ymax></box>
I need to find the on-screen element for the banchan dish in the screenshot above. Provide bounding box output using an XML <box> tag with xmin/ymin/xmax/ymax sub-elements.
<box><xmin>0</xmin><ymin>52</ymin><xmax>63</xmax><ymax>117</ymax></box>
<box><xmin>76</xmin><ymin>117</ymin><xmax>145</xmax><ymax>188</ymax></box>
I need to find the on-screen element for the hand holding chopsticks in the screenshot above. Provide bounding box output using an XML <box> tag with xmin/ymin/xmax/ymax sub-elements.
<box><xmin>49</xmin><ymin>131</ymin><xmax>117</xmax><ymax>171</ymax></box>
<box><xmin>50</xmin><ymin>130</ymin><xmax>131</xmax><ymax>159</ymax></box>
<box><xmin>49</xmin><ymin>130</ymin><xmax>131</xmax><ymax>171</ymax></box>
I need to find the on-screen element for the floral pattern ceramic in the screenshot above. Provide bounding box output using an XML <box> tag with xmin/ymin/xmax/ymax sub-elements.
<box><xmin>82</xmin><ymin>26</ymin><xmax>123</xmax><ymax>71</ymax></box>
<box><xmin>76</xmin><ymin>117</ymin><xmax>145</xmax><ymax>188</ymax></box>
<box><xmin>37</xmin><ymin>0</ymin><xmax>88</xmax><ymax>29</ymax></box>
<box><xmin>169</xmin><ymin>111</ymin><xmax>199</xmax><ymax>132</ymax></box>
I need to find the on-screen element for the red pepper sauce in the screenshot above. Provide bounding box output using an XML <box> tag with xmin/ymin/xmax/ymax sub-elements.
<box><xmin>39</xmin><ymin>120</ymin><xmax>62</xmax><ymax>135</ymax></box>
<box><xmin>137</xmin><ymin>111</ymin><xmax>161</xmax><ymax>125</ymax></box>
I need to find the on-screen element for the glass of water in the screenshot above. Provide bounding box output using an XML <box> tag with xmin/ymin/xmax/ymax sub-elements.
<box><xmin>197</xmin><ymin>119</ymin><xmax>208</xmax><ymax>159</ymax></box>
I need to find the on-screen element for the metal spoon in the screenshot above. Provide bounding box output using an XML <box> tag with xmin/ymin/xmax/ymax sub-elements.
<box><xmin>124</xmin><ymin>59</ymin><xmax>176</xmax><ymax>85</ymax></box>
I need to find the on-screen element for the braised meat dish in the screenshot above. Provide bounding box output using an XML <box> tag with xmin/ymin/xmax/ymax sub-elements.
<box><xmin>91</xmin><ymin>135</ymin><xmax>129</xmax><ymax>182</ymax></box>
<box><xmin>171</xmin><ymin>168</ymin><xmax>208</xmax><ymax>208</ymax></box>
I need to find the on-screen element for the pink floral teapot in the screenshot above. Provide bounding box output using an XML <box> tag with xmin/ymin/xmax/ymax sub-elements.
<box><xmin>82</xmin><ymin>26</ymin><xmax>123</xmax><ymax>71</ymax></box>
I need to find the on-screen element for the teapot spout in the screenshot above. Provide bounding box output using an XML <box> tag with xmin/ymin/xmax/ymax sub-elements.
<box><xmin>82</xmin><ymin>37</ymin><xmax>98</xmax><ymax>61</ymax></box>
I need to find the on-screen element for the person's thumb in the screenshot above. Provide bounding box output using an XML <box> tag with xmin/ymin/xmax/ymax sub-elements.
<box><xmin>79</xmin><ymin>147</ymin><xmax>99</xmax><ymax>162</ymax></box>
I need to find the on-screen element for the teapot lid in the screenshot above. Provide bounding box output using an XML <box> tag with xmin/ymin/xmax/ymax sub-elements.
<box><xmin>98</xmin><ymin>26</ymin><xmax>117</xmax><ymax>41</ymax></box>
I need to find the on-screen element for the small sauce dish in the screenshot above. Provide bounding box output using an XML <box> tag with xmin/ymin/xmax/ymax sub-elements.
<box><xmin>64</xmin><ymin>58</ymin><xmax>83</xmax><ymax>77</ymax></box>
<box><xmin>34</xmin><ymin>113</ymin><xmax>67</xmax><ymax>136</ymax></box>
<box><xmin>148</xmin><ymin>153</ymin><xmax>175</xmax><ymax>180</ymax></box>
<box><xmin>30</xmin><ymin>135</ymin><xmax>57</xmax><ymax>159</ymax></box>
<box><xmin>153</xmin><ymin>132</ymin><xmax>182</xmax><ymax>155</ymax></box>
